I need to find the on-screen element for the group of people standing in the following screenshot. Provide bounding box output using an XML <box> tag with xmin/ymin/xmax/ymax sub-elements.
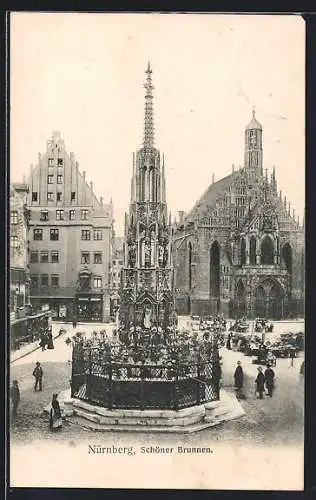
<box><xmin>39</xmin><ymin>329</ymin><xmax>54</xmax><ymax>351</ymax></box>
<box><xmin>233</xmin><ymin>361</ymin><xmax>276</xmax><ymax>400</ymax></box>
<box><xmin>10</xmin><ymin>360</ymin><xmax>62</xmax><ymax>432</ymax></box>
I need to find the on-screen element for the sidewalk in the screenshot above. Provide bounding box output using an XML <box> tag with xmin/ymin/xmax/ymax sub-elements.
<box><xmin>10</xmin><ymin>330</ymin><xmax>65</xmax><ymax>364</ymax></box>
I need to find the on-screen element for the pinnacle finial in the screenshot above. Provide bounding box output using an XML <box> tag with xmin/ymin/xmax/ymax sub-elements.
<box><xmin>252</xmin><ymin>105</ymin><xmax>256</xmax><ymax>118</ymax></box>
<box><xmin>143</xmin><ymin>63</ymin><xmax>155</xmax><ymax>149</ymax></box>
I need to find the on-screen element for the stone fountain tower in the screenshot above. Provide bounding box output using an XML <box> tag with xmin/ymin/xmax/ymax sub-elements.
<box><xmin>119</xmin><ymin>63</ymin><xmax>176</xmax><ymax>333</ymax></box>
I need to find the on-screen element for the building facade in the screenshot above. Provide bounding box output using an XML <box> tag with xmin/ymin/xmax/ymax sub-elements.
<box><xmin>10</xmin><ymin>182</ymin><xmax>31</xmax><ymax>321</ymax></box>
<box><xmin>173</xmin><ymin>111</ymin><xmax>305</xmax><ymax>319</ymax></box>
<box><xmin>27</xmin><ymin>132</ymin><xmax>114</xmax><ymax>322</ymax></box>
<box><xmin>109</xmin><ymin>236</ymin><xmax>124</xmax><ymax>319</ymax></box>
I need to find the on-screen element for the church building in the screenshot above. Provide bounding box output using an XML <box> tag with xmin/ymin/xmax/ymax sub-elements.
<box><xmin>172</xmin><ymin>111</ymin><xmax>304</xmax><ymax>319</ymax></box>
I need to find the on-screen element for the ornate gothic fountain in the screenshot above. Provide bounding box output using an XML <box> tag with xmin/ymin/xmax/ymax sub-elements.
<box><xmin>119</xmin><ymin>62</ymin><xmax>176</xmax><ymax>338</ymax></box>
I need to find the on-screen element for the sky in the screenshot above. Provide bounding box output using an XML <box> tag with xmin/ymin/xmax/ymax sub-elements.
<box><xmin>10</xmin><ymin>13</ymin><xmax>305</xmax><ymax>235</ymax></box>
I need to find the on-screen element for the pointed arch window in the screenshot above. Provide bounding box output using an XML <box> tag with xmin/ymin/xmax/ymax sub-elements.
<box><xmin>261</xmin><ymin>235</ymin><xmax>274</xmax><ymax>265</ymax></box>
<box><xmin>240</xmin><ymin>238</ymin><xmax>246</xmax><ymax>266</ymax></box>
<box><xmin>250</xmin><ymin>236</ymin><xmax>257</xmax><ymax>265</ymax></box>
<box><xmin>188</xmin><ymin>242</ymin><xmax>193</xmax><ymax>291</ymax></box>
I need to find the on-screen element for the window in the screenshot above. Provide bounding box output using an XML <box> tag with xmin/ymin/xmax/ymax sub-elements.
<box><xmin>33</xmin><ymin>229</ymin><xmax>43</xmax><ymax>240</ymax></box>
<box><xmin>32</xmin><ymin>192</ymin><xmax>38</xmax><ymax>202</ymax></box>
<box><xmin>57</xmin><ymin>175</ymin><xmax>63</xmax><ymax>184</ymax></box>
<box><xmin>10</xmin><ymin>235</ymin><xmax>19</xmax><ymax>248</ymax></box>
<box><xmin>71</xmin><ymin>192</ymin><xmax>76</xmax><ymax>201</ymax></box>
<box><xmin>30</xmin><ymin>275</ymin><xmax>38</xmax><ymax>288</ymax></box>
<box><xmin>56</xmin><ymin>210</ymin><xmax>64</xmax><ymax>220</ymax></box>
<box><xmin>51</xmin><ymin>275</ymin><xmax>59</xmax><ymax>287</ymax></box>
<box><xmin>69</xmin><ymin>209</ymin><xmax>75</xmax><ymax>220</ymax></box>
<box><xmin>93</xmin><ymin>229</ymin><xmax>103</xmax><ymax>240</ymax></box>
<box><xmin>47</xmin><ymin>192</ymin><xmax>54</xmax><ymax>202</ymax></box>
<box><xmin>40</xmin><ymin>210</ymin><xmax>49</xmax><ymax>221</ymax></box>
<box><xmin>57</xmin><ymin>192</ymin><xmax>62</xmax><ymax>202</ymax></box>
<box><xmin>11</xmin><ymin>211</ymin><xmax>18</xmax><ymax>225</ymax></box>
<box><xmin>30</xmin><ymin>251</ymin><xmax>39</xmax><ymax>263</ymax></box>
<box><xmin>58</xmin><ymin>158</ymin><xmax>63</xmax><ymax>166</ymax></box>
<box><xmin>81</xmin><ymin>209</ymin><xmax>89</xmax><ymax>220</ymax></box>
<box><xmin>47</xmin><ymin>175</ymin><xmax>54</xmax><ymax>184</ymax></box>
<box><xmin>118</xmin><ymin>260</ymin><xmax>123</xmax><ymax>265</ymax></box>
<box><xmin>40</xmin><ymin>274</ymin><xmax>49</xmax><ymax>287</ymax></box>
<box><xmin>48</xmin><ymin>158</ymin><xmax>54</xmax><ymax>166</ymax></box>
<box><xmin>51</xmin><ymin>251</ymin><xmax>59</xmax><ymax>263</ymax></box>
<box><xmin>81</xmin><ymin>230</ymin><xmax>90</xmax><ymax>240</ymax></box>
<box><xmin>93</xmin><ymin>277</ymin><xmax>102</xmax><ymax>289</ymax></box>
<box><xmin>81</xmin><ymin>252</ymin><xmax>90</xmax><ymax>264</ymax></box>
<box><xmin>50</xmin><ymin>228</ymin><xmax>59</xmax><ymax>241</ymax></box>
<box><xmin>40</xmin><ymin>251</ymin><xmax>49</xmax><ymax>263</ymax></box>
<box><xmin>94</xmin><ymin>252</ymin><xmax>102</xmax><ymax>264</ymax></box>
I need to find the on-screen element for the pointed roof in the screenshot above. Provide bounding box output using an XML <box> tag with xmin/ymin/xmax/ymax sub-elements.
<box><xmin>186</xmin><ymin>172</ymin><xmax>237</xmax><ymax>222</ymax></box>
<box><xmin>143</xmin><ymin>61</ymin><xmax>155</xmax><ymax>149</ymax></box>
<box><xmin>246</xmin><ymin>108</ymin><xmax>262</xmax><ymax>131</ymax></box>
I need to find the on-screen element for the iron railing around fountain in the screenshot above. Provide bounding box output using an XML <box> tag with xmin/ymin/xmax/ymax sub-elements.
<box><xmin>71</xmin><ymin>346</ymin><xmax>220</xmax><ymax>411</ymax></box>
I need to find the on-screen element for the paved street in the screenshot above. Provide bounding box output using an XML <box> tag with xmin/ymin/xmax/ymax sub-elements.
<box><xmin>10</xmin><ymin>322</ymin><xmax>304</xmax><ymax>447</ymax></box>
<box><xmin>10</xmin><ymin>321</ymin><xmax>304</xmax><ymax>489</ymax></box>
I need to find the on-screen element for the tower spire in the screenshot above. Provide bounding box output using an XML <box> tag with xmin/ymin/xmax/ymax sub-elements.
<box><xmin>143</xmin><ymin>62</ymin><xmax>155</xmax><ymax>149</ymax></box>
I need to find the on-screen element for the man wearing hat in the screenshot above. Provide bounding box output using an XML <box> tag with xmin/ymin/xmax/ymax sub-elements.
<box><xmin>264</xmin><ymin>363</ymin><xmax>275</xmax><ymax>397</ymax></box>
<box><xmin>33</xmin><ymin>361</ymin><xmax>44</xmax><ymax>391</ymax></box>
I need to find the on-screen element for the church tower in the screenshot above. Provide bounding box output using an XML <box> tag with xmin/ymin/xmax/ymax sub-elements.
<box><xmin>119</xmin><ymin>63</ymin><xmax>175</xmax><ymax>334</ymax></box>
<box><xmin>244</xmin><ymin>108</ymin><xmax>263</xmax><ymax>174</ymax></box>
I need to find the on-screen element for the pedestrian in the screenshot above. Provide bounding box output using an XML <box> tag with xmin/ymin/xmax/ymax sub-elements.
<box><xmin>49</xmin><ymin>393</ymin><xmax>62</xmax><ymax>431</ymax></box>
<box><xmin>33</xmin><ymin>361</ymin><xmax>43</xmax><ymax>391</ymax></box>
<box><xmin>300</xmin><ymin>361</ymin><xmax>305</xmax><ymax>376</ymax></box>
<box><xmin>290</xmin><ymin>346</ymin><xmax>296</xmax><ymax>367</ymax></box>
<box><xmin>46</xmin><ymin>330</ymin><xmax>54</xmax><ymax>350</ymax></box>
<box><xmin>72</xmin><ymin>316</ymin><xmax>77</xmax><ymax>329</ymax></box>
<box><xmin>255</xmin><ymin>366</ymin><xmax>265</xmax><ymax>399</ymax></box>
<box><xmin>226</xmin><ymin>333</ymin><xmax>232</xmax><ymax>350</ymax></box>
<box><xmin>233</xmin><ymin>361</ymin><xmax>244</xmax><ymax>399</ymax></box>
<box><xmin>10</xmin><ymin>380</ymin><xmax>20</xmax><ymax>418</ymax></box>
<box><xmin>39</xmin><ymin>333</ymin><xmax>46</xmax><ymax>351</ymax></box>
<box><xmin>264</xmin><ymin>364</ymin><xmax>275</xmax><ymax>397</ymax></box>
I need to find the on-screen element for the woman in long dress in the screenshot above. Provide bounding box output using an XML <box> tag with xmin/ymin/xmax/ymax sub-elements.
<box><xmin>49</xmin><ymin>393</ymin><xmax>62</xmax><ymax>431</ymax></box>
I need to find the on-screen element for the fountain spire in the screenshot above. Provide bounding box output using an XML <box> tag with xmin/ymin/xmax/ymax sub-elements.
<box><xmin>143</xmin><ymin>61</ymin><xmax>155</xmax><ymax>149</ymax></box>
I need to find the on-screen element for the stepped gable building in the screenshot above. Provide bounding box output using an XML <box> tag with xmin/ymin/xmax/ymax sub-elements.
<box><xmin>27</xmin><ymin>131</ymin><xmax>114</xmax><ymax>322</ymax></box>
<box><xmin>119</xmin><ymin>63</ymin><xmax>175</xmax><ymax>332</ymax></box>
<box><xmin>173</xmin><ymin>110</ymin><xmax>304</xmax><ymax>319</ymax></box>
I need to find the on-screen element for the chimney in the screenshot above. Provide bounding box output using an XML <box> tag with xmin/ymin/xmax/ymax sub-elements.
<box><xmin>178</xmin><ymin>211</ymin><xmax>185</xmax><ymax>225</ymax></box>
<box><xmin>212</xmin><ymin>173</ymin><xmax>215</xmax><ymax>184</ymax></box>
<box><xmin>279</xmin><ymin>190</ymin><xmax>282</xmax><ymax>200</ymax></box>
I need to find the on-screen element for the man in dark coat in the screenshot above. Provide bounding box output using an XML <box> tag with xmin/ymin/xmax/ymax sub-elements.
<box><xmin>255</xmin><ymin>366</ymin><xmax>265</xmax><ymax>399</ymax></box>
<box><xmin>33</xmin><ymin>362</ymin><xmax>43</xmax><ymax>391</ymax></box>
<box><xmin>234</xmin><ymin>361</ymin><xmax>244</xmax><ymax>399</ymax></box>
<box><xmin>264</xmin><ymin>364</ymin><xmax>275</xmax><ymax>397</ymax></box>
<box><xmin>10</xmin><ymin>380</ymin><xmax>20</xmax><ymax>418</ymax></box>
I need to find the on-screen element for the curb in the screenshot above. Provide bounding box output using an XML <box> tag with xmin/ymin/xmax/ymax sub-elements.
<box><xmin>10</xmin><ymin>332</ymin><xmax>66</xmax><ymax>364</ymax></box>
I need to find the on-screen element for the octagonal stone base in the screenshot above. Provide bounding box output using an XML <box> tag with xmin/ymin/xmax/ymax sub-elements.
<box><xmin>43</xmin><ymin>388</ymin><xmax>246</xmax><ymax>433</ymax></box>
